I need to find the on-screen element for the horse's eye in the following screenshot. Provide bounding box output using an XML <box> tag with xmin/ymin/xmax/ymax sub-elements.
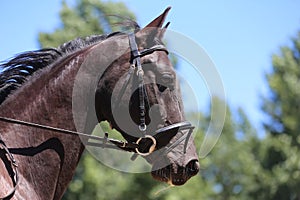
<box><xmin>161</xmin><ymin>73</ymin><xmax>173</xmax><ymax>83</ymax></box>
<box><xmin>160</xmin><ymin>73</ymin><xmax>175</xmax><ymax>91</ymax></box>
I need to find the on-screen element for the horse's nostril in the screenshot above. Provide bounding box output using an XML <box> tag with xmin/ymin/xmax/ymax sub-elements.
<box><xmin>186</xmin><ymin>160</ymin><xmax>200</xmax><ymax>175</ymax></box>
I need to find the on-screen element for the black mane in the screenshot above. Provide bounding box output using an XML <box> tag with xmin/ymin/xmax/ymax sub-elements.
<box><xmin>0</xmin><ymin>32</ymin><xmax>122</xmax><ymax>104</ymax></box>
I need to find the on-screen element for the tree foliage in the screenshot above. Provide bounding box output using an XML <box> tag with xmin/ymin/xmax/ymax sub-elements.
<box><xmin>262</xmin><ymin>32</ymin><xmax>300</xmax><ymax>142</ymax></box>
<box><xmin>38</xmin><ymin>0</ymin><xmax>135</xmax><ymax>48</ymax></box>
<box><xmin>258</xmin><ymin>31</ymin><xmax>300</xmax><ymax>199</ymax></box>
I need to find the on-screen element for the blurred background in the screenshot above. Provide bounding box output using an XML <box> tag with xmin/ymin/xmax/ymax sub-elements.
<box><xmin>1</xmin><ymin>0</ymin><xmax>300</xmax><ymax>199</ymax></box>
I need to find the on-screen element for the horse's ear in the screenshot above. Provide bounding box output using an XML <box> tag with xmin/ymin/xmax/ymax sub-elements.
<box><xmin>136</xmin><ymin>7</ymin><xmax>171</xmax><ymax>46</ymax></box>
<box><xmin>144</xmin><ymin>7</ymin><xmax>171</xmax><ymax>28</ymax></box>
<box><xmin>158</xmin><ymin>21</ymin><xmax>171</xmax><ymax>40</ymax></box>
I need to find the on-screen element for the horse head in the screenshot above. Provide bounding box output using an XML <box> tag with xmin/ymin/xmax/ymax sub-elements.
<box><xmin>95</xmin><ymin>7</ymin><xmax>199</xmax><ymax>185</ymax></box>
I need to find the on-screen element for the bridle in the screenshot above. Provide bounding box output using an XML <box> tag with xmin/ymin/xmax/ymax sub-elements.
<box><xmin>0</xmin><ymin>32</ymin><xmax>194</xmax><ymax>199</ymax></box>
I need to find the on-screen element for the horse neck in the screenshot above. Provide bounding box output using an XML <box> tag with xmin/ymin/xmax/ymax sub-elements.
<box><xmin>0</xmin><ymin>49</ymin><xmax>91</xmax><ymax>199</ymax></box>
<box><xmin>1</xmin><ymin>48</ymin><xmax>88</xmax><ymax>124</ymax></box>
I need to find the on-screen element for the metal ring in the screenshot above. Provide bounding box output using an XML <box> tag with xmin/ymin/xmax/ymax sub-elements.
<box><xmin>135</xmin><ymin>135</ymin><xmax>157</xmax><ymax>156</ymax></box>
<box><xmin>139</xmin><ymin>123</ymin><xmax>147</xmax><ymax>132</ymax></box>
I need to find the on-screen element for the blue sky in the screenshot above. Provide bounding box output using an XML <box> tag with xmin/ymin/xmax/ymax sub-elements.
<box><xmin>1</xmin><ymin>1</ymin><xmax>300</xmax><ymax>134</ymax></box>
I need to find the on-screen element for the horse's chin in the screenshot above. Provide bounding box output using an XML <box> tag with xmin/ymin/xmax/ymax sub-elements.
<box><xmin>150</xmin><ymin>161</ymin><xmax>190</xmax><ymax>186</ymax></box>
<box><xmin>151</xmin><ymin>167</ymin><xmax>188</xmax><ymax>186</ymax></box>
<box><xmin>150</xmin><ymin>157</ymin><xmax>200</xmax><ymax>186</ymax></box>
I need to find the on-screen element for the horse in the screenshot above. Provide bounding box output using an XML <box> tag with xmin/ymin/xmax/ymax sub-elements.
<box><xmin>0</xmin><ymin>7</ymin><xmax>199</xmax><ymax>199</ymax></box>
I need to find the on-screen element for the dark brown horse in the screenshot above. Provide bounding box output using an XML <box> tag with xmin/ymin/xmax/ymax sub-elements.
<box><xmin>0</xmin><ymin>7</ymin><xmax>199</xmax><ymax>199</ymax></box>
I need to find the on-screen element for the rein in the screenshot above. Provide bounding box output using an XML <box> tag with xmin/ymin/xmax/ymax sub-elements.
<box><xmin>0</xmin><ymin>134</ymin><xmax>18</xmax><ymax>200</ymax></box>
<box><xmin>0</xmin><ymin>32</ymin><xmax>194</xmax><ymax>199</ymax></box>
<box><xmin>0</xmin><ymin>116</ymin><xmax>193</xmax><ymax>156</ymax></box>
<box><xmin>0</xmin><ymin>116</ymin><xmax>139</xmax><ymax>151</ymax></box>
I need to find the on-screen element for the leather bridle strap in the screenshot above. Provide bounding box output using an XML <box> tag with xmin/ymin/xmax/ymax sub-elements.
<box><xmin>0</xmin><ymin>116</ymin><xmax>138</xmax><ymax>152</ymax></box>
<box><xmin>128</xmin><ymin>33</ymin><xmax>147</xmax><ymax>132</ymax></box>
<box><xmin>0</xmin><ymin>116</ymin><xmax>193</xmax><ymax>156</ymax></box>
<box><xmin>112</xmin><ymin>33</ymin><xmax>169</xmax><ymax>134</ymax></box>
<box><xmin>0</xmin><ymin>135</ymin><xmax>19</xmax><ymax>200</ymax></box>
<box><xmin>128</xmin><ymin>33</ymin><xmax>169</xmax><ymax>132</ymax></box>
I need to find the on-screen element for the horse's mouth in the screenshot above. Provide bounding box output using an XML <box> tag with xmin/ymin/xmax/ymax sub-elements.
<box><xmin>151</xmin><ymin>160</ymin><xmax>200</xmax><ymax>186</ymax></box>
<box><xmin>151</xmin><ymin>167</ymin><xmax>189</xmax><ymax>186</ymax></box>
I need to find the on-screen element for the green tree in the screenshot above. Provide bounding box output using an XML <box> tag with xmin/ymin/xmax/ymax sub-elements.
<box><xmin>39</xmin><ymin>0</ymin><xmax>135</xmax><ymax>48</ymax></box>
<box><xmin>262</xmin><ymin>31</ymin><xmax>300</xmax><ymax>142</ymax></box>
<box><xmin>258</xmin><ymin>30</ymin><xmax>300</xmax><ymax>199</ymax></box>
